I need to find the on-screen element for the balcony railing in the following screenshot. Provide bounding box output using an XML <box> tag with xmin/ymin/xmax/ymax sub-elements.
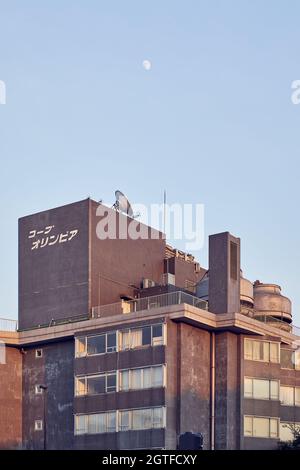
<box><xmin>92</xmin><ymin>291</ymin><xmax>208</xmax><ymax>319</ymax></box>
<box><xmin>0</xmin><ymin>318</ymin><xmax>18</xmax><ymax>332</ymax></box>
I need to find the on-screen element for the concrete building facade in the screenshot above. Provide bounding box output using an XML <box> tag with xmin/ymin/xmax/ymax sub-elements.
<box><xmin>0</xmin><ymin>198</ymin><xmax>300</xmax><ymax>450</ymax></box>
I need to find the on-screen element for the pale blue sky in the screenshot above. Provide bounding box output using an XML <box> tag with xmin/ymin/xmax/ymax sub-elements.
<box><xmin>0</xmin><ymin>1</ymin><xmax>300</xmax><ymax>323</ymax></box>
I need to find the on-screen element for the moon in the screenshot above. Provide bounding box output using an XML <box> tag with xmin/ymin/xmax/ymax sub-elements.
<box><xmin>142</xmin><ymin>60</ymin><xmax>152</xmax><ymax>71</ymax></box>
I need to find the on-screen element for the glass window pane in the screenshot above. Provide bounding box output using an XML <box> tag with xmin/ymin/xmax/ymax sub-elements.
<box><xmin>107</xmin><ymin>412</ymin><xmax>116</xmax><ymax>433</ymax></box>
<box><xmin>270</xmin><ymin>380</ymin><xmax>279</xmax><ymax>400</ymax></box>
<box><xmin>295</xmin><ymin>351</ymin><xmax>300</xmax><ymax>370</ymax></box>
<box><xmin>244</xmin><ymin>378</ymin><xmax>253</xmax><ymax>398</ymax></box>
<box><xmin>143</xmin><ymin>367</ymin><xmax>152</xmax><ymax>389</ymax></box>
<box><xmin>253</xmin><ymin>341</ymin><xmax>261</xmax><ymax>361</ymax></box>
<box><xmin>152</xmin><ymin>324</ymin><xmax>163</xmax><ymax>338</ymax></box>
<box><xmin>270</xmin><ymin>343</ymin><xmax>279</xmax><ymax>363</ymax></box>
<box><xmin>131</xmin><ymin>369</ymin><xmax>142</xmax><ymax>389</ymax></box>
<box><xmin>253</xmin><ymin>417</ymin><xmax>269</xmax><ymax>437</ymax></box>
<box><xmin>121</xmin><ymin>331</ymin><xmax>130</xmax><ymax>350</ymax></box>
<box><xmin>88</xmin><ymin>413</ymin><xmax>106</xmax><ymax>434</ymax></box>
<box><xmin>295</xmin><ymin>388</ymin><xmax>300</xmax><ymax>407</ymax></box>
<box><xmin>119</xmin><ymin>410</ymin><xmax>130</xmax><ymax>431</ymax></box>
<box><xmin>153</xmin><ymin>407</ymin><xmax>163</xmax><ymax>428</ymax></box>
<box><xmin>244</xmin><ymin>340</ymin><xmax>253</xmax><ymax>360</ymax></box>
<box><xmin>107</xmin><ymin>373</ymin><xmax>116</xmax><ymax>392</ymax></box>
<box><xmin>142</xmin><ymin>326</ymin><xmax>151</xmax><ymax>346</ymax></box>
<box><xmin>87</xmin><ymin>335</ymin><xmax>105</xmax><ymax>355</ymax></box>
<box><xmin>141</xmin><ymin>409</ymin><xmax>152</xmax><ymax>429</ymax></box>
<box><xmin>280</xmin><ymin>423</ymin><xmax>294</xmax><ymax>442</ymax></box>
<box><xmin>153</xmin><ymin>366</ymin><xmax>164</xmax><ymax>387</ymax></box>
<box><xmin>131</xmin><ymin>329</ymin><xmax>143</xmax><ymax>348</ymax></box>
<box><xmin>76</xmin><ymin>337</ymin><xmax>86</xmax><ymax>357</ymax></box>
<box><xmin>107</xmin><ymin>332</ymin><xmax>116</xmax><ymax>352</ymax></box>
<box><xmin>87</xmin><ymin>376</ymin><xmax>105</xmax><ymax>395</ymax></box>
<box><xmin>281</xmin><ymin>349</ymin><xmax>293</xmax><ymax>369</ymax></box>
<box><xmin>120</xmin><ymin>370</ymin><xmax>129</xmax><ymax>391</ymax></box>
<box><xmin>263</xmin><ymin>342</ymin><xmax>270</xmax><ymax>362</ymax></box>
<box><xmin>280</xmin><ymin>386</ymin><xmax>294</xmax><ymax>406</ymax></box>
<box><xmin>244</xmin><ymin>416</ymin><xmax>253</xmax><ymax>436</ymax></box>
<box><xmin>270</xmin><ymin>419</ymin><xmax>278</xmax><ymax>438</ymax></box>
<box><xmin>132</xmin><ymin>409</ymin><xmax>143</xmax><ymax>430</ymax></box>
<box><xmin>76</xmin><ymin>415</ymin><xmax>86</xmax><ymax>435</ymax></box>
<box><xmin>76</xmin><ymin>377</ymin><xmax>86</xmax><ymax>396</ymax></box>
<box><xmin>253</xmin><ymin>379</ymin><xmax>269</xmax><ymax>399</ymax></box>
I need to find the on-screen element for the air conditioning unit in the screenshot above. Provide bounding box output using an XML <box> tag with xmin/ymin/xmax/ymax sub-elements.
<box><xmin>162</xmin><ymin>273</ymin><xmax>176</xmax><ymax>286</ymax></box>
<box><xmin>143</xmin><ymin>278</ymin><xmax>156</xmax><ymax>289</ymax></box>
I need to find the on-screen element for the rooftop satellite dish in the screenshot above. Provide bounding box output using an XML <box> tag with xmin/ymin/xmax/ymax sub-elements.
<box><xmin>113</xmin><ymin>190</ymin><xmax>135</xmax><ymax>218</ymax></box>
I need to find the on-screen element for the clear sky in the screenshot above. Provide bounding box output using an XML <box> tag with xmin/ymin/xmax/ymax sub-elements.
<box><xmin>0</xmin><ymin>1</ymin><xmax>299</xmax><ymax>323</ymax></box>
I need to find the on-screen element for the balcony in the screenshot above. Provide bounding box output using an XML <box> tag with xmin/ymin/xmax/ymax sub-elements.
<box><xmin>92</xmin><ymin>291</ymin><xmax>209</xmax><ymax>319</ymax></box>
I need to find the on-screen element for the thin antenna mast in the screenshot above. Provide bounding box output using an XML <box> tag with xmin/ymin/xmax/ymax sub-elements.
<box><xmin>163</xmin><ymin>189</ymin><xmax>167</xmax><ymax>237</ymax></box>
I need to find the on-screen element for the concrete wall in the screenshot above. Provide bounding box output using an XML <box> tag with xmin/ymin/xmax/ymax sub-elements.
<box><xmin>209</xmin><ymin>232</ymin><xmax>240</xmax><ymax>314</ymax></box>
<box><xmin>165</xmin><ymin>321</ymin><xmax>211</xmax><ymax>450</ymax></box>
<box><xmin>89</xmin><ymin>200</ymin><xmax>165</xmax><ymax>308</ymax></box>
<box><xmin>0</xmin><ymin>345</ymin><xmax>22</xmax><ymax>449</ymax></box>
<box><xmin>22</xmin><ymin>340</ymin><xmax>74</xmax><ymax>449</ymax></box>
<box><xmin>19</xmin><ymin>199</ymin><xmax>90</xmax><ymax>330</ymax></box>
<box><xmin>215</xmin><ymin>332</ymin><xmax>241</xmax><ymax>449</ymax></box>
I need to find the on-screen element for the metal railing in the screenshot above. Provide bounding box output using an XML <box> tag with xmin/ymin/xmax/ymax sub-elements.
<box><xmin>241</xmin><ymin>307</ymin><xmax>300</xmax><ymax>337</ymax></box>
<box><xmin>0</xmin><ymin>318</ymin><xmax>18</xmax><ymax>332</ymax></box>
<box><xmin>92</xmin><ymin>291</ymin><xmax>208</xmax><ymax>319</ymax></box>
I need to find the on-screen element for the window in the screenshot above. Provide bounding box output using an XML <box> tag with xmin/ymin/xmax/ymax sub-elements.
<box><xmin>280</xmin><ymin>386</ymin><xmax>294</xmax><ymax>406</ymax></box>
<box><xmin>244</xmin><ymin>339</ymin><xmax>279</xmax><ymax>363</ymax></box>
<box><xmin>243</xmin><ymin>416</ymin><xmax>279</xmax><ymax>438</ymax></box>
<box><xmin>75</xmin><ymin>337</ymin><xmax>86</xmax><ymax>357</ymax></box>
<box><xmin>119</xmin><ymin>324</ymin><xmax>164</xmax><ymax>351</ymax></box>
<box><xmin>35</xmin><ymin>385</ymin><xmax>43</xmax><ymax>395</ymax></box>
<box><xmin>34</xmin><ymin>420</ymin><xmax>43</xmax><ymax>431</ymax></box>
<box><xmin>87</xmin><ymin>376</ymin><xmax>105</xmax><ymax>395</ymax></box>
<box><xmin>106</xmin><ymin>374</ymin><xmax>117</xmax><ymax>393</ymax></box>
<box><xmin>75</xmin><ymin>415</ymin><xmax>86</xmax><ymax>435</ymax></box>
<box><xmin>75</xmin><ymin>332</ymin><xmax>117</xmax><ymax>358</ymax></box>
<box><xmin>75</xmin><ymin>372</ymin><xmax>117</xmax><ymax>396</ymax></box>
<box><xmin>281</xmin><ymin>349</ymin><xmax>300</xmax><ymax>370</ymax></box>
<box><xmin>107</xmin><ymin>333</ymin><xmax>117</xmax><ymax>353</ymax></box>
<box><xmin>87</xmin><ymin>335</ymin><xmax>106</xmax><ymax>355</ymax></box>
<box><xmin>75</xmin><ymin>377</ymin><xmax>86</xmax><ymax>396</ymax></box>
<box><xmin>131</xmin><ymin>369</ymin><xmax>142</xmax><ymax>389</ymax></box>
<box><xmin>120</xmin><ymin>370</ymin><xmax>129</xmax><ymax>391</ymax></box>
<box><xmin>244</xmin><ymin>378</ymin><xmax>279</xmax><ymax>400</ymax></box>
<box><xmin>75</xmin><ymin>408</ymin><xmax>165</xmax><ymax>435</ymax></box>
<box><xmin>119</xmin><ymin>410</ymin><xmax>130</xmax><ymax>431</ymax></box>
<box><xmin>74</xmin><ymin>412</ymin><xmax>117</xmax><ymax>435</ymax></box>
<box><xmin>280</xmin><ymin>422</ymin><xmax>300</xmax><ymax>442</ymax></box>
<box><xmin>35</xmin><ymin>349</ymin><xmax>43</xmax><ymax>359</ymax></box>
<box><xmin>280</xmin><ymin>386</ymin><xmax>300</xmax><ymax>407</ymax></box>
<box><xmin>119</xmin><ymin>366</ymin><xmax>165</xmax><ymax>391</ymax></box>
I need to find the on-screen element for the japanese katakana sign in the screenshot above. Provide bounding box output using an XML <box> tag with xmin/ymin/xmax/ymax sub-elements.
<box><xmin>28</xmin><ymin>225</ymin><xmax>79</xmax><ymax>250</ymax></box>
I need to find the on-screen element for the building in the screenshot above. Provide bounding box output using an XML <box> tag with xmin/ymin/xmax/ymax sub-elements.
<box><xmin>0</xmin><ymin>197</ymin><xmax>300</xmax><ymax>450</ymax></box>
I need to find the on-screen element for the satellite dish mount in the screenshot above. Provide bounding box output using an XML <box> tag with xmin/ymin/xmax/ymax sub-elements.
<box><xmin>112</xmin><ymin>190</ymin><xmax>139</xmax><ymax>219</ymax></box>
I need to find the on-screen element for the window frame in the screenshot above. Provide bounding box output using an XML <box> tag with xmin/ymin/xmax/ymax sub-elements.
<box><xmin>35</xmin><ymin>349</ymin><xmax>43</xmax><ymax>359</ymax></box>
<box><xmin>243</xmin><ymin>415</ymin><xmax>279</xmax><ymax>439</ymax></box>
<box><xmin>244</xmin><ymin>377</ymin><xmax>280</xmax><ymax>401</ymax></box>
<box><xmin>75</xmin><ymin>371</ymin><xmax>117</xmax><ymax>397</ymax></box>
<box><xmin>244</xmin><ymin>338</ymin><xmax>280</xmax><ymax>364</ymax></box>
<box><xmin>119</xmin><ymin>323</ymin><xmax>165</xmax><ymax>352</ymax></box>
<box><xmin>34</xmin><ymin>419</ymin><xmax>43</xmax><ymax>432</ymax></box>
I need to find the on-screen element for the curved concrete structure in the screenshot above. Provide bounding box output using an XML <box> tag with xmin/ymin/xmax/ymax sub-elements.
<box><xmin>253</xmin><ymin>282</ymin><xmax>292</xmax><ymax>326</ymax></box>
